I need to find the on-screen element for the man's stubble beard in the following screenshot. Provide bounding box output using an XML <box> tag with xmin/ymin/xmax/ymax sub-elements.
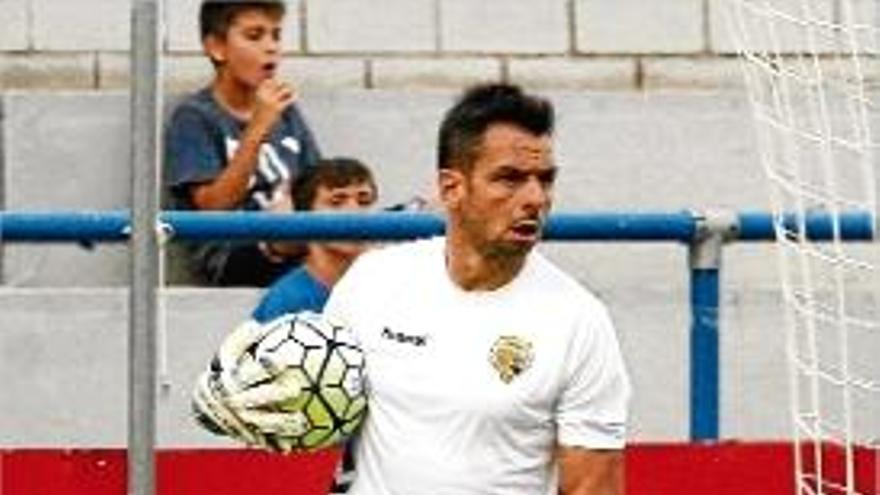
<box><xmin>459</xmin><ymin>214</ymin><xmax>533</xmax><ymax>264</ymax></box>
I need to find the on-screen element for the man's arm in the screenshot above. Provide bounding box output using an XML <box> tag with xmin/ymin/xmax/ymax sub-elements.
<box><xmin>557</xmin><ymin>446</ymin><xmax>624</xmax><ymax>495</ymax></box>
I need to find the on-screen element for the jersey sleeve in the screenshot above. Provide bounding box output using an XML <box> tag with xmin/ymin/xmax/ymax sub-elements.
<box><xmin>555</xmin><ymin>303</ymin><xmax>631</xmax><ymax>450</ymax></box>
<box><xmin>165</xmin><ymin>103</ymin><xmax>225</xmax><ymax>191</ymax></box>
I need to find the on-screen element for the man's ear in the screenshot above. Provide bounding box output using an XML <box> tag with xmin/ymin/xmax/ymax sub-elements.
<box><xmin>438</xmin><ymin>168</ymin><xmax>464</xmax><ymax>207</ymax></box>
<box><xmin>203</xmin><ymin>34</ymin><xmax>227</xmax><ymax>65</ymax></box>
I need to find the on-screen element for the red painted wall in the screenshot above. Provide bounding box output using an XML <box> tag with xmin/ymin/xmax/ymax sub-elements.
<box><xmin>1</xmin><ymin>443</ymin><xmax>876</xmax><ymax>495</ymax></box>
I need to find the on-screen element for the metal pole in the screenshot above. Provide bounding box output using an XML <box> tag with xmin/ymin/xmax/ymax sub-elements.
<box><xmin>689</xmin><ymin>266</ymin><xmax>720</xmax><ymax>441</ymax></box>
<box><xmin>129</xmin><ymin>1</ymin><xmax>161</xmax><ymax>494</ymax></box>
<box><xmin>687</xmin><ymin>210</ymin><xmax>737</xmax><ymax>441</ymax></box>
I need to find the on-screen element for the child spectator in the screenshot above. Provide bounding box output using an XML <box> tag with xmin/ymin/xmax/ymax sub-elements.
<box><xmin>165</xmin><ymin>0</ymin><xmax>320</xmax><ymax>286</ymax></box>
<box><xmin>252</xmin><ymin>157</ymin><xmax>378</xmax><ymax>322</ymax></box>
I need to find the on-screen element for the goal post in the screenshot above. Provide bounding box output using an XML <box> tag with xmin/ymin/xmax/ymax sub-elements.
<box><xmin>722</xmin><ymin>0</ymin><xmax>880</xmax><ymax>493</ymax></box>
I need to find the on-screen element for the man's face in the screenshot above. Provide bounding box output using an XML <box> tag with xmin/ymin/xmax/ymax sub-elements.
<box><xmin>441</xmin><ymin>123</ymin><xmax>556</xmax><ymax>258</ymax></box>
<box><xmin>205</xmin><ymin>9</ymin><xmax>283</xmax><ymax>88</ymax></box>
<box><xmin>311</xmin><ymin>180</ymin><xmax>377</xmax><ymax>256</ymax></box>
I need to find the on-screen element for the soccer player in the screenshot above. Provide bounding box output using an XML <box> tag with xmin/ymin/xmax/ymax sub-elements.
<box><xmin>249</xmin><ymin>157</ymin><xmax>376</xmax><ymax>494</ymax></box>
<box><xmin>322</xmin><ymin>83</ymin><xmax>632</xmax><ymax>494</ymax></box>
<box><xmin>165</xmin><ymin>0</ymin><xmax>321</xmax><ymax>286</ymax></box>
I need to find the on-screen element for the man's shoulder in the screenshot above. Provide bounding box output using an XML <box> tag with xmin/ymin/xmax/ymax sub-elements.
<box><xmin>326</xmin><ymin>238</ymin><xmax>442</xmax><ymax>315</ymax></box>
<box><xmin>348</xmin><ymin>237</ymin><xmax>442</xmax><ymax>277</ymax></box>
<box><xmin>529</xmin><ymin>251</ymin><xmax>606</xmax><ymax>309</ymax></box>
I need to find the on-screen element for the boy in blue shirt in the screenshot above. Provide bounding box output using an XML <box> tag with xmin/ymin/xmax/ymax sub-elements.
<box><xmin>251</xmin><ymin>157</ymin><xmax>377</xmax><ymax>322</ymax></box>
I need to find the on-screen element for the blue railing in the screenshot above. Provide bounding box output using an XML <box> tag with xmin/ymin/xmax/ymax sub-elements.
<box><xmin>0</xmin><ymin>210</ymin><xmax>700</xmax><ymax>242</ymax></box>
<box><xmin>0</xmin><ymin>209</ymin><xmax>875</xmax><ymax>441</ymax></box>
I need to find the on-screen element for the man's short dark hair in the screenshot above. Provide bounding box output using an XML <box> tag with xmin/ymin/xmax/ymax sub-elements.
<box><xmin>293</xmin><ymin>157</ymin><xmax>377</xmax><ymax>211</ymax></box>
<box><xmin>437</xmin><ymin>83</ymin><xmax>554</xmax><ymax>171</ymax></box>
<box><xmin>199</xmin><ymin>0</ymin><xmax>286</xmax><ymax>40</ymax></box>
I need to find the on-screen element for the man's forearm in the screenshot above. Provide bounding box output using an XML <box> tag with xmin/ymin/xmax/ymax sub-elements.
<box><xmin>558</xmin><ymin>447</ymin><xmax>624</xmax><ymax>495</ymax></box>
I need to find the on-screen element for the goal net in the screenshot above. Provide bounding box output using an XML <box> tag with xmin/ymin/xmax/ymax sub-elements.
<box><xmin>723</xmin><ymin>0</ymin><xmax>880</xmax><ymax>493</ymax></box>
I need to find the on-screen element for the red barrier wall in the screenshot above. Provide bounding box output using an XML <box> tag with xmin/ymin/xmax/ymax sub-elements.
<box><xmin>1</xmin><ymin>449</ymin><xmax>340</xmax><ymax>495</ymax></box>
<box><xmin>1</xmin><ymin>443</ymin><xmax>876</xmax><ymax>495</ymax></box>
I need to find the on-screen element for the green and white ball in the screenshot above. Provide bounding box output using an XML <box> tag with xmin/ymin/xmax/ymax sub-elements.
<box><xmin>253</xmin><ymin>311</ymin><xmax>367</xmax><ymax>451</ymax></box>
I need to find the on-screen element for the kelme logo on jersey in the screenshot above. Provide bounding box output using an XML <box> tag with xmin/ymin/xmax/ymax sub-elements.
<box><xmin>489</xmin><ymin>335</ymin><xmax>534</xmax><ymax>384</ymax></box>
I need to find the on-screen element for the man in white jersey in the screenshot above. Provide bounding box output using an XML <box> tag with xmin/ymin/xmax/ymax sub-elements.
<box><xmin>323</xmin><ymin>83</ymin><xmax>631</xmax><ymax>494</ymax></box>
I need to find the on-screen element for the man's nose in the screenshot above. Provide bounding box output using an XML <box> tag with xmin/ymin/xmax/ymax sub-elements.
<box><xmin>520</xmin><ymin>177</ymin><xmax>551</xmax><ymax>209</ymax></box>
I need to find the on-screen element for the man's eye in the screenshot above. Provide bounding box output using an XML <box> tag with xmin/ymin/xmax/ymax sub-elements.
<box><xmin>497</xmin><ymin>174</ymin><xmax>521</xmax><ymax>185</ymax></box>
<box><xmin>539</xmin><ymin>171</ymin><xmax>557</xmax><ymax>187</ymax></box>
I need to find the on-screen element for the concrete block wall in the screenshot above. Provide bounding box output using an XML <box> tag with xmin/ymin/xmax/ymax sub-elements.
<box><xmin>0</xmin><ymin>0</ymin><xmax>871</xmax><ymax>93</ymax></box>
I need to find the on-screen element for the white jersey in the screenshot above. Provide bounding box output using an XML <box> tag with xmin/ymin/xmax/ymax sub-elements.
<box><xmin>324</xmin><ymin>237</ymin><xmax>630</xmax><ymax>495</ymax></box>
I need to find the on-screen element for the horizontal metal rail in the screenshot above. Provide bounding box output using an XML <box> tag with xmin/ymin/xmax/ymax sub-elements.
<box><xmin>0</xmin><ymin>210</ymin><xmax>874</xmax><ymax>243</ymax></box>
<box><xmin>737</xmin><ymin>210</ymin><xmax>875</xmax><ymax>241</ymax></box>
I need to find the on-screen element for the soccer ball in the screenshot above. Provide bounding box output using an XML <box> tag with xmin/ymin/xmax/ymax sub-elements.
<box><xmin>249</xmin><ymin>311</ymin><xmax>368</xmax><ymax>451</ymax></box>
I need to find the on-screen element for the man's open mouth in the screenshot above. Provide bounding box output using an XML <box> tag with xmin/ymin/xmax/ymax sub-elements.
<box><xmin>510</xmin><ymin>221</ymin><xmax>541</xmax><ymax>238</ymax></box>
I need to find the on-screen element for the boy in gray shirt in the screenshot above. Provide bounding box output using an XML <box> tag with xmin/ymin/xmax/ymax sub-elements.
<box><xmin>166</xmin><ymin>0</ymin><xmax>321</xmax><ymax>286</ymax></box>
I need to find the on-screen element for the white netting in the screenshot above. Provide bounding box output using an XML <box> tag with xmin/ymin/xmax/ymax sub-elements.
<box><xmin>724</xmin><ymin>1</ymin><xmax>880</xmax><ymax>493</ymax></box>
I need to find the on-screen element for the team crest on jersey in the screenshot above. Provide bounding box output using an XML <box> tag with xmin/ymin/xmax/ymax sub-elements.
<box><xmin>489</xmin><ymin>335</ymin><xmax>534</xmax><ymax>384</ymax></box>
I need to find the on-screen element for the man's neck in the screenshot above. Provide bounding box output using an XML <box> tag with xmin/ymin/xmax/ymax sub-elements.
<box><xmin>444</xmin><ymin>235</ymin><xmax>527</xmax><ymax>292</ymax></box>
